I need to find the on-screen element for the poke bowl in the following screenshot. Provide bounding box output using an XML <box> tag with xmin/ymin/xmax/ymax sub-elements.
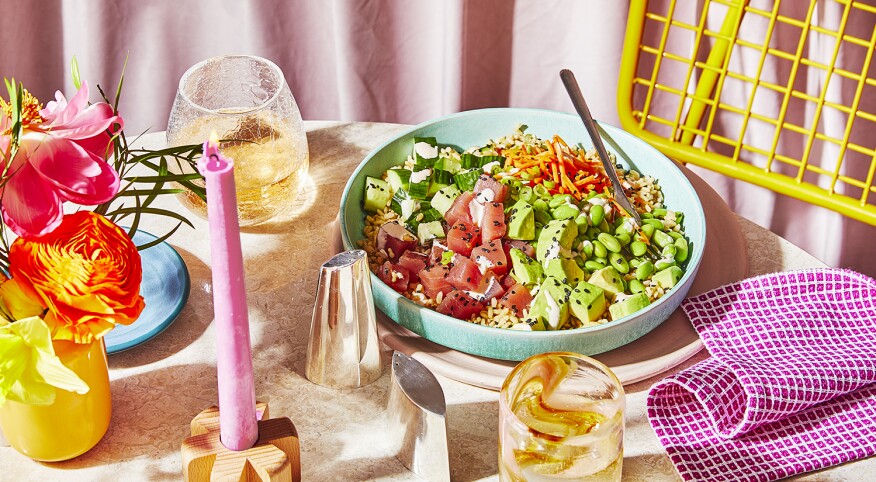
<box><xmin>339</xmin><ymin>108</ymin><xmax>705</xmax><ymax>361</ymax></box>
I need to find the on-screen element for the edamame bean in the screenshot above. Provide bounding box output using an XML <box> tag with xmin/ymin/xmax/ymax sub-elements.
<box><xmin>609</xmin><ymin>252</ymin><xmax>630</xmax><ymax>273</ymax></box>
<box><xmin>643</xmin><ymin>218</ymin><xmax>665</xmax><ymax>230</ymax></box>
<box><xmin>630</xmin><ymin>258</ymin><xmax>642</xmax><ymax>268</ymax></box>
<box><xmin>589</xmin><ymin>204</ymin><xmax>605</xmax><ymax>226</ymax></box>
<box><xmin>629</xmin><ymin>279</ymin><xmax>645</xmax><ymax>293</ymax></box>
<box><xmin>640</xmin><ymin>212</ymin><xmax>654</xmax><ymax>219</ymax></box>
<box><xmin>552</xmin><ymin>204</ymin><xmax>579</xmax><ymax>220</ymax></box>
<box><xmin>575</xmin><ymin>212</ymin><xmax>590</xmax><ymax>229</ymax></box>
<box><xmin>575</xmin><ymin>256</ymin><xmax>586</xmax><ymax>268</ymax></box>
<box><xmin>581</xmin><ymin>240</ymin><xmax>594</xmax><ymax>258</ymax></box>
<box><xmin>615</xmin><ymin>232</ymin><xmax>631</xmax><ymax>246</ymax></box>
<box><xmin>652</xmin><ymin>230</ymin><xmax>674</xmax><ymax>248</ymax></box>
<box><xmin>598</xmin><ymin>219</ymin><xmax>611</xmax><ymax>233</ymax></box>
<box><xmin>586</xmin><ymin>226</ymin><xmax>601</xmax><ymax>239</ymax></box>
<box><xmin>635</xmin><ymin>260</ymin><xmax>655</xmax><ymax>281</ymax></box>
<box><xmin>593</xmin><ymin>256</ymin><xmax>608</xmax><ymax>265</ymax></box>
<box><xmin>597</xmin><ymin>233</ymin><xmax>621</xmax><ymax>253</ymax></box>
<box><xmin>518</xmin><ymin>186</ymin><xmax>535</xmax><ymax>203</ymax></box>
<box><xmin>661</xmin><ymin>244</ymin><xmax>677</xmax><ymax>258</ymax></box>
<box><xmin>549</xmin><ymin>194</ymin><xmax>574</xmax><ymax>208</ymax></box>
<box><xmin>630</xmin><ymin>240</ymin><xmax>648</xmax><ymax>257</ymax></box>
<box><xmin>641</xmin><ymin>223</ymin><xmax>655</xmax><ymax>238</ymax></box>
<box><xmin>655</xmin><ymin>258</ymin><xmax>676</xmax><ymax>270</ymax></box>
<box><xmin>668</xmin><ymin>231</ymin><xmax>683</xmax><ymax>240</ymax></box>
<box><xmin>593</xmin><ymin>240</ymin><xmax>608</xmax><ymax>258</ymax></box>
<box><xmin>653</xmin><ymin>208</ymin><xmax>668</xmax><ymax>217</ymax></box>
<box><xmin>584</xmin><ymin>260</ymin><xmax>605</xmax><ymax>271</ymax></box>
<box><xmin>674</xmin><ymin>237</ymin><xmax>689</xmax><ymax>263</ymax></box>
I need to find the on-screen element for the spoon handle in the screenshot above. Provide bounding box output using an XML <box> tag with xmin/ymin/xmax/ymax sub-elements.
<box><xmin>560</xmin><ymin>69</ymin><xmax>642</xmax><ymax>225</ymax></box>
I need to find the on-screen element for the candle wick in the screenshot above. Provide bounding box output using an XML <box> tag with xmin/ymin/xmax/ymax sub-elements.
<box><xmin>209</xmin><ymin>153</ymin><xmax>223</xmax><ymax>169</ymax></box>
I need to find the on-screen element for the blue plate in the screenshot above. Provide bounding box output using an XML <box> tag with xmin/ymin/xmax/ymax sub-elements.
<box><xmin>104</xmin><ymin>231</ymin><xmax>191</xmax><ymax>354</ymax></box>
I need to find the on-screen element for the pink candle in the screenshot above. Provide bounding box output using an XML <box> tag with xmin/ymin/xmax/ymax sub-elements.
<box><xmin>198</xmin><ymin>134</ymin><xmax>258</xmax><ymax>451</ymax></box>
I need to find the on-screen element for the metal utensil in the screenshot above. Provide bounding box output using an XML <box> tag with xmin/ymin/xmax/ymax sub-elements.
<box><xmin>560</xmin><ymin>69</ymin><xmax>643</xmax><ymax>225</ymax></box>
<box><xmin>305</xmin><ymin>250</ymin><xmax>383</xmax><ymax>389</ymax></box>
<box><xmin>387</xmin><ymin>352</ymin><xmax>450</xmax><ymax>482</ymax></box>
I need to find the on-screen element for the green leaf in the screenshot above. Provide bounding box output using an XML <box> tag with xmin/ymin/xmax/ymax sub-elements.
<box><xmin>104</xmin><ymin>207</ymin><xmax>195</xmax><ymax>229</ymax></box>
<box><xmin>71</xmin><ymin>56</ymin><xmax>82</xmax><ymax>90</ymax></box>
<box><xmin>136</xmin><ymin>222</ymin><xmax>184</xmax><ymax>251</ymax></box>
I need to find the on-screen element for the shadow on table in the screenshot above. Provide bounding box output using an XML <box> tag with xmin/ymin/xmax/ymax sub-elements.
<box><xmin>109</xmin><ymin>246</ymin><xmax>212</xmax><ymax>368</ymax></box>
<box><xmin>29</xmin><ymin>363</ymin><xmax>216</xmax><ymax>474</ymax></box>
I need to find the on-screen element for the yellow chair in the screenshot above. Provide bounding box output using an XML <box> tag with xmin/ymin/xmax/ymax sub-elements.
<box><xmin>617</xmin><ymin>0</ymin><xmax>876</xmax><ymax>225</ymax></box>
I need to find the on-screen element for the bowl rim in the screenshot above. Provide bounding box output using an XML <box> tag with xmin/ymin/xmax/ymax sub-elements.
<box><xmin>339</xmin><ymin>107</ymin><xmax>706</xmax><ymax>341</ymax></box>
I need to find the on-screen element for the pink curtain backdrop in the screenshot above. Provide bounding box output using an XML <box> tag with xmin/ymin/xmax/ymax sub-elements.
<box><xmin>3</xmin><ymin>0</ymin><xmax>874</xmax><ymax>276</ymax></box>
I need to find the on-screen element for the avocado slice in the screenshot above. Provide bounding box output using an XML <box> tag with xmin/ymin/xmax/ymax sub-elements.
<box><xmin>653</xmin><ymin>266</ymin><xmax>684</xmax><ymax>289</ymax></box>
<box><xmin>535</xmin><ymin>219</ymin><xmax>578</xmax><ymax>265</ymax></box>
<box><xmin>569</xmin><ymin>281</ymin><xmax>607</xmax><ymax>322</ymax></box>
<box><xmin>608</xmin><ymin>292</ymin><xmax>651</xmax><ymax>320</ymax></box>
<box><xmin>587</xmin><ymin>267</ymin><xmax>626</xmax><ymax>298</ymax></box>
<box><xmin>507</xmin><ymin>200</ymin><xmax>535</xmax><ymax>240</ymax></box>
<box><xmin>364</xmin><ymin>176</ymin><xmax>391</xmax><ymax>212</ymax></box>
<box><xmin>525</xmin><ymin>276</ymin><xmax>573</xmax><ymax>330</ymax></box>
<box><xmin>544</xmin><ymin>257</ymin><xmax>585</xmax><ymax>285</ymax></box>
<box><xmin>509</xmin><ymin>248</ymin><xmax>544</xmax><ymax>287</ymax></box>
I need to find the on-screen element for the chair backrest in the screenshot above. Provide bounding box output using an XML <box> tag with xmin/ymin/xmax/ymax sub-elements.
<box><xmin>617</xmin><ymin>0</ymin><xmax>876</xmax><ymax>225</ymax></box>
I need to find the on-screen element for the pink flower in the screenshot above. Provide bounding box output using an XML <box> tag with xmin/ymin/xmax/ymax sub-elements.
<box><xmin>1</xmin><ymin>82</ymin><xmax>122</xmax><ymax>238</ymax></box>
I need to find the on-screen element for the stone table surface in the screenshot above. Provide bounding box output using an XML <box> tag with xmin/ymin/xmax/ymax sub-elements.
<box><xmin>1</xmin><ymin>121</ymin><xmax>871</xmax><ymax>481</ymax></box>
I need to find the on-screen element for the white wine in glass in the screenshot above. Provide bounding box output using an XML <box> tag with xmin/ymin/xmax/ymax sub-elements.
<box><xmin>167</xmin><ymin>55</ymin><xmax>309</xmax><ymax>226</ymax></box>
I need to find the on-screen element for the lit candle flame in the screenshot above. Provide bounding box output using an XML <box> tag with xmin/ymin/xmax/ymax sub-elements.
<box><xmin>209</xmin><ymin>131</ymin><xmax>220</xmax><ymax>148</ymax></box>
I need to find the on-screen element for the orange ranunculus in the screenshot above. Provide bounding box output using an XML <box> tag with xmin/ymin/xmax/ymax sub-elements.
<box><xmin>8</xmin><ymin>211</ymin><xmax>145</xmax><ymax>343</ymax></box>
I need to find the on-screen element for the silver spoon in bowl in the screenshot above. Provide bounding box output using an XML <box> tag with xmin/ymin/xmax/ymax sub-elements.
<box><xmin>560</xmin><ymin>69</ymin><xmax>643</xmax><ymax>226</ymax></box>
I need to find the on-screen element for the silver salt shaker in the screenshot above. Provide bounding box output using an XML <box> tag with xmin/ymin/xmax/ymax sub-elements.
<box><xmin>305</xmin><ymin>250</ymin><xmax>382</xmax><ymax>388</ymax></box>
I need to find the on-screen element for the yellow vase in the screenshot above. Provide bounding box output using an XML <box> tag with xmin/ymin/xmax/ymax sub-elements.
<box><xmin>0</xmin><ymin>338</ymin><xmax>112</xmax><ymax>462</ymax></box>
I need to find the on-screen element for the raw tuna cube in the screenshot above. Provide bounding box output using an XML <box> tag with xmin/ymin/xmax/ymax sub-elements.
<box><xmin>480</xmin><ymin>202</ymin><xmax>507</xmax><ymax>243</ymax></box>
<box><xmin>499</xmin><ymin>283</ymin><xmax>533</xmax><ymax>317</ymax></box>
<box><xmin>419</xmin><ymin>264</ymin><xmax>453</xmax><ymax>299</ymax></box>
<box><xmin>447</xmin><ymin>222</ymin><xmax>481</xmax><ymax>257</ymax></box>
<box><xmin>444</xmin><ymin>191</ymin><xmax>475</xmax><ymax>226</ymax></box>
<box><xmin>377</xmin><ymin>261</ymin><xmax>411</xmax><ymax>293</ymax></box>
<box><xmin>398</xmin><ymin>251</ymin><xmax>428</xmax><ymax>282</ymax></box>
<box><xmin>447</xmin><ymin>254</ymin><xmax>483</xmax><ymax>291</ymax></box>
<box><xmin>474</xmin><ymin>174</ymin><xmax>509</xmax><ymax>203</ymax></box>
<box><xmin>436</xmin><ymin>290</ymin><xmax>486</xmax><ymax>320</ymax></box>
<box><xmin>470</xmin><ymin>274</ymin><xmax>506</xmax><ymax>302</ymax></box>
<box><xmin>470</xmin><ymin>240</ymin><xmax>509</xmax><ymax>277</ymax></box>
<box><xmin>376</xmin><ymin>221</ymin><xmax>417</xmax><ymax>261</ymax></box>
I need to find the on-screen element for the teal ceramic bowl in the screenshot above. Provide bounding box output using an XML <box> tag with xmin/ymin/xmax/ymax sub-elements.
<box><xmin>340</xmin><ymin>108</ymin><xmax>705</xmax><ymax>361</ymax></box>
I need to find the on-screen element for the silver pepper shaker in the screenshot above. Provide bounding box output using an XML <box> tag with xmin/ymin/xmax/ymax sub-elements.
<box><xmin>305</xmin><ymin>250</ymin><xmax>382</xmax><ymax>389</ymax></box>
<box><xmin>387</xmin><ymin>351</ymin><xmax>450</xmax><ymax>482</ymax></box>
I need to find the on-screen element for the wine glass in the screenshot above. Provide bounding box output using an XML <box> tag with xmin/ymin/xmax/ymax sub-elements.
<box><xmin>166</xmin><ymin>55</ymin><xmax>309</xmax><ymax>226</ymax></box>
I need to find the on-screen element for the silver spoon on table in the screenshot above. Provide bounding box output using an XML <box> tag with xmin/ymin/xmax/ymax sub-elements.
<box><xmin>560</xmin><ymin>69</ymin><xmax>643</xmax><ymax>226</ymax></box>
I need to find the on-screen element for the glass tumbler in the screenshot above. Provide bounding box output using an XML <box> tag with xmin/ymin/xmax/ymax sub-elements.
<box><xmin>166</xmin><ymin>55</ymin><xmax>309</xmax><ymax>226</ymax></box>
<box><xmin>499</xmin><ymin>352</ymin><xmax>625</xmax><ymax>482</ymax></box>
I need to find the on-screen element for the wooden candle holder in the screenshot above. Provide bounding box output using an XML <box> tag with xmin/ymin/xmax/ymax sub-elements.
<box><xmin>181</xmin><ymin>403</ymin><xmax>301</xmax><ymax>481</ymax></box>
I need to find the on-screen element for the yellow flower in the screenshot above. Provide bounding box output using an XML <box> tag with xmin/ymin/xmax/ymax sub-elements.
<box><xmin>0</xmin><ymin>276</ymin><xmax>44</xmax><ymax>323</ymax></box>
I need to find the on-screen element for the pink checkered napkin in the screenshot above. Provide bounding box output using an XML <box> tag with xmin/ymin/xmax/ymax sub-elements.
<box><xmin>647</xmin><ymin>269</ymin><xmax>876</xmax><ymax>482</ymax></box>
